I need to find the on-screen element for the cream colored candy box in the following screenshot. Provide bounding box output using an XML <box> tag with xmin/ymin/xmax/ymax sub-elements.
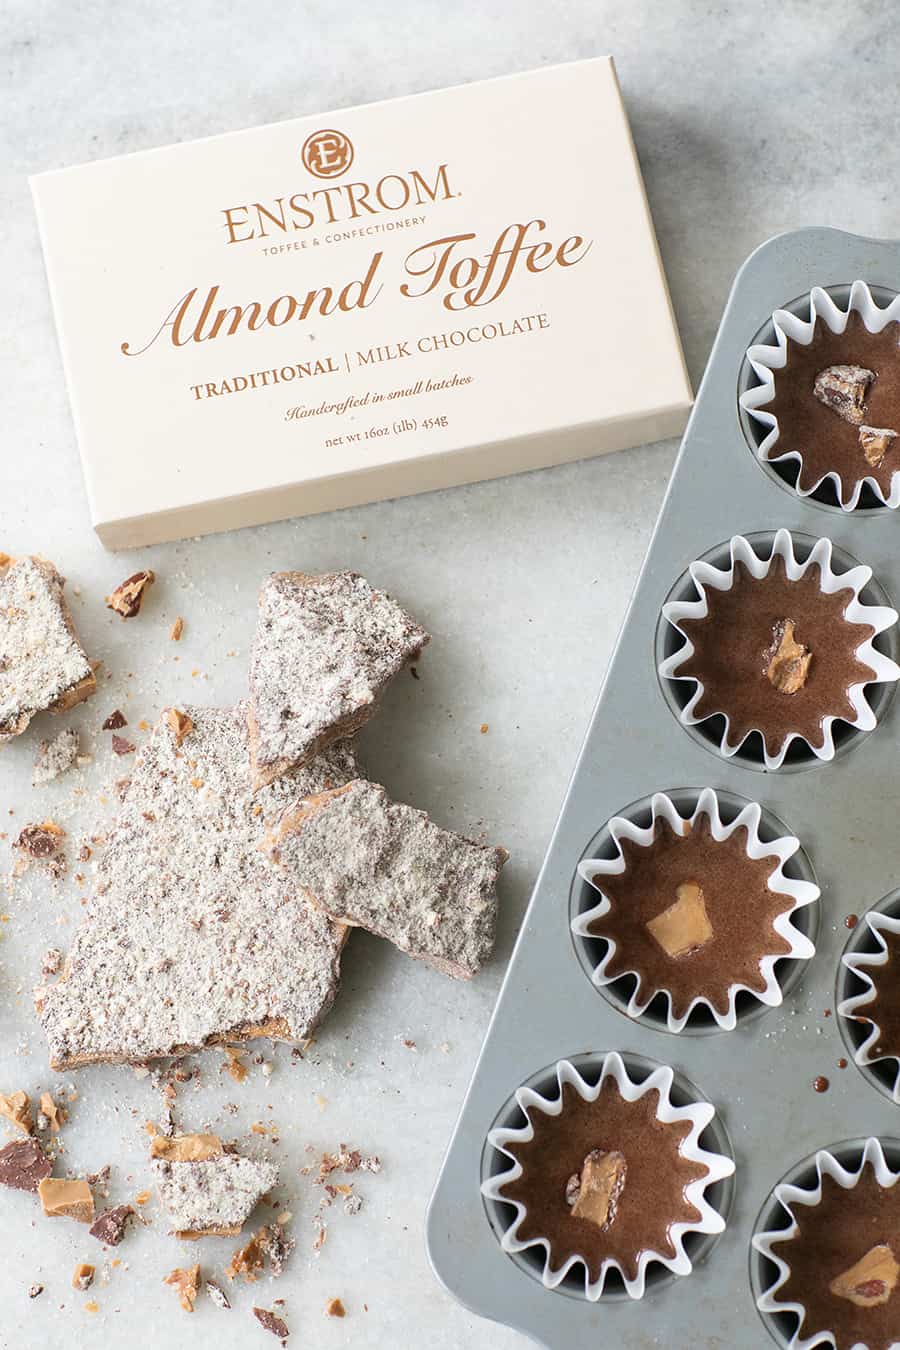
<box><xmin>31</xmin><ymin>57</ymin><xmax>691</xmax><ymax>549</ymax></box>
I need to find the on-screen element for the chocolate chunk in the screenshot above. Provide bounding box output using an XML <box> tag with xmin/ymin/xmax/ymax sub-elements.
<box><xmin>89</xmin><ymin>1204</ymin><xmax>135</xmax><ymax>1246</ymax></box>
<box><xmin>253</xmin><ymin>1307</ymin><xmax>289</xmax><ymax>1342</ymax></box>
<box><xmin>28</xmin><ymin>1284</ymin><xmax>43</xmax><ymax>1299</ymax></box>
<box><xmin>106</xmin><ymin>570</ymin><xmax>155</xmax><ymax>619</ymax></box>
<box><xmin>813</xmin><ymin>364</ymin><xmax>873</xmax><ymax>424</ymax></box>
<box><xmin>111</xmin><ymin>734</ymin><xmax>135</xmax><ymax>756</ymax></box>
<box><xmin>103</xmin><ymin>709</ymin><xmax>127</xmax><ymax>731</ymax></box>
<box><xmin>0</xmin><ymin>1138</ymin><xmax>52</xmax><ymax>1192</ymax></box>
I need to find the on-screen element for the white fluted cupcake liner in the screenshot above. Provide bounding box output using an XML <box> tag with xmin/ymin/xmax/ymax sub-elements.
<box><xmin>481</xmin><ymin>1053</ymin><xmax>734</xmax><ymax>1300</ymax></box>
<box><xmin>838</xmin><ymin>910</ymin><xmax>900</xmax><ymax>1104</ymax></box>
<box><xmin>753</xmin><ymin>1137</ymin><xmax>900</xmax><ymax>1350</ymax></box>
<box><xmin>740</xmin><ymin>280</ymin><xmax>900</xmax><ymax>510</ymax></box>
<box><xmin>659</xmin><ymin>528</ymin><xmax>900</xmax><ymax>770</ymax></box>
<box><xmin>571</xmin><ymin>789</ymin><xmax>818</xmax><ymax>1032</ymax></box>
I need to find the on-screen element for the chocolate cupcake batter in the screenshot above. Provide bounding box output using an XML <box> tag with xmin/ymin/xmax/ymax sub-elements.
<box><xmin>587</xmin><ymin>814</ymin><xmax>794</xmax><ymax>1019</ymax></box>
<box><xmin>674</xmin><ymin>555</ymin><xmax>876</xmax><ymax>758</ymax></box>
<box><xmin>856</xmin><ymin>929</ymin><xmax>900</xmax><ymax>1061</ymax></box>
<box><xmin>771</xmin><ymin>1163</ymin><xmax>900</xmax><ymax>1350</ymax></box>
<box><xmin>498</xmin><ymin>1077</ymin><xmax>709</xmax><ymax>1284</ymax></box>
<box><xmin>764</xmin><ymin>311</ymin><xmax>900</xmax><ymax>502</ymax></box>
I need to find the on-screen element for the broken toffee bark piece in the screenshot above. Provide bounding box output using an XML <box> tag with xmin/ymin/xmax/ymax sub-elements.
<box><xmin>151</xmin><ymin>1133</ymin><xmax>278</xmax><ymax>1239</ymax></box>
<box><xmin>264</xmin><ymin>779</ymin><xmax>507</xmax><ymax>980</ymax></box>
<box><xmin>813</xmin><ymin>364</ymin><xmax>873</xmax><ymax>424</ymax></box>
<box><xmin>860</xmin><ymin>425</ymin><xmax>898</xmax><ymax>467</ymax></box>
<box><xmin>248</xmin><ymin>570</ymin><xmax>429</xmax><ymax>788</ymax></box>
<box><xmin>37</xmin><ymin>704</ymin><xmax>357</xmax><ymax>1069</ymax></box>
<box><xmin>0</xmin><ymin>555</ymin><xmax>95</xmax><ymax>745</ymax></box>
<box><xmin>90</xmin><ymin>1204</ymin><xmax>135</xmax><ymax>1245</ymax></box>
<box><xmin>106</xmin><ymin>569</ymin><xmax>154</xmax><ymax>619</ymax></box>
<box><xmin>0</xmin><ymin>1137</ymin><xmax>52</xmax><ymax>1192</ymax></box>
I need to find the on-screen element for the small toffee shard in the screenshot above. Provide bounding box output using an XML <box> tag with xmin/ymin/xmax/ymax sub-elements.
<box><xmin>859</xmin><ymin>425</ymin><xmax>898</xmax><ymax>467</ymax></box>
<box><xmin>0</xmin><ymin>1138</ymin><xmax>52</xmax><ymax>1192</ymax></box>
<box><xmin>813</xmin><ymin>365</ymin><xmax>874</xmax><ymax>425</ymax></box>
<box><xmin>765</xmin><ymin>619</ymin><xmax>812</xmax><ymax>695</ymax></box>
<box><xmin>829</xmin><ymin>1243</ymin><xmax>899</xmax><ymax>1308</ymax></box>
<box><xmin>264</xmin><ymin>779</ymin><xmax>507</xmax><ymax>980</ymax></box>
<box><xmin>0</xmin><ymin>555</ymin><xmax>96</xmax><ymax>746</ymax></box>
<box><xmin>248</xmin><ymin>570</ymin><xmax>429</xmax><ymax>788</ymax></box>
<box><xmin>106</xmin><ymin>569</ymin><xmax>154</xmax><ymax>619</ymax></box>
<box><xmin>565</xmin><ymin>1149</ymin><xmax>627</xmax><ymax>1230</ymax></box>
<box><xmin>646</xmin><ymin>881</ymin><xmax>713</xmax><ymax>959</ymax></box>
<box><xmin>163</xmin><ymin>1263</ymin><xmax>200</xmax><ymax>1313</ymax></box>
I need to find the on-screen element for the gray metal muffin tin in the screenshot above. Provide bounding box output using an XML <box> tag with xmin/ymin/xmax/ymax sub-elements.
<box><xmin>425</xmin><ymin>228</ymin><xmax>900</xmax><ymax>1349</ymax></box>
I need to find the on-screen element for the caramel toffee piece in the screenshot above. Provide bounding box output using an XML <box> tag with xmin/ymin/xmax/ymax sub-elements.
<box><xmin>38</xmin><ymin>1177</ymin><xmax>94</xmax><ymax>1223</ymax></box>
<box><xmin>771</xmin><ymin>1164</ymin><xmax>900</xmax><ymax>1350</ymax></box>
<box><xmin>854</xmin><ymin>928</ymin><xmax>900</xmax><ymax>1061</ymax></box>
<box><xmin>0</xmin><ymin>1137</ymin><xmax>52</xmax><ymax>1192</ymax></box>
<box><xmin>264</xmin><ymin>779</ymin><xmax>507</xmax><ymax>980</ymax></box>
<box><xmin>498</xmin><ymin>1077</ymin><xmax>708</xmax><ymax>1284</ymax></box>
<box><xmin>153</xmin><ymin>1142</ymin><xmax>278</xmax><ymax>1238</ymax></box>
<box><xmin>37</xmin><ymin>704</ymin><xmax>356</xmax><ymax>1068</ymax></box>
<box><xmin>0</xmin><ymin>555</ymin><xmax>95</xmax><ymax>745</ymax></box>
<box><xmin>588</xmin><ymin>814</ymin><xmax>794</xmax><ymax>1019</ymax></box>
<box><xmin>248</xmin><ymin>570</ymin><xmax>429</xmax><ymax>788</ymax></box>
<box><xmin>673</xmin><ymin>555</ymin><xmax>876</xmax><ymax>758</ymax></box>
<box><xmin>764</xmin><ymin>312</ymin><xmax>900</xmax><ymax>500</ymax></box>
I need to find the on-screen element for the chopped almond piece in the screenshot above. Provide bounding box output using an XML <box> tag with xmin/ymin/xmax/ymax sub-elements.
<box><xmin>0</xmin><ymin>1090</ymin><xmax>32</xmax><ymax>1134</ymax></box>
<box><xmin>223</xmin><ymin>1047</ymin><xmax>247</xmax><ymax>1083</ymax></box>
<box><xmin>166</xmin><ymin>707</ymin><xmax>193</xmax><ymax>746</ymax></box>
<box><xmin>326</xmin><ymin>1297</ymin><xmax>346</xmax><ymax>1317</ymax></box>
<box><xmin>38</xmin><ymin>1177</ymin><xmax>95</xmax><ymax>1223</ymax></box>
<box><xmin>163</xmin><ymin>1263</ymin><xmax>200</xmax><ymax>1312</ymax></box>
<box><xmin>170</xmin><ymin>616</ymin><xmax>184</xmax><ymax>641</ymax></box>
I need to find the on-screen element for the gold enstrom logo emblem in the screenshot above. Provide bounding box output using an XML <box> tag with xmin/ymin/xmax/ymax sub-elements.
<box><xmin>301</xmin><ymin>128</ymin><xmax>354</xmax><ymax>179</ymax></box>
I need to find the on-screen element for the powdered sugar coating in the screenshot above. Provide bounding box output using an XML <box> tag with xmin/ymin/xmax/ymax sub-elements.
<box><xmin>0</xmin><ymin>557</ymin><xmax>93</xmax><ymax>741</ymax></box>
<box><xmin>266</xmin><ymin>780</ymin><xmax>506</xmax><ymax>980</ymax></box>
<box><xmin>153</xmin><ymin>1152</ymin><xmax>278</xmax><ymax>1234</ymax></box>
<box><xmin>38</xmin><ymin>704</ymin><xmax>358</xmax><ymax>1067</ymax></box>
<box><xmin>248</xmin><ymin>571</ymin><xmax>429</xmax><ymax>785</ymax></box>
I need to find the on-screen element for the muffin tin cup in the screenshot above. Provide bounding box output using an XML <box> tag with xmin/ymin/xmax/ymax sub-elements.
<box><xmin>740</xmin><ymin>280</ymin><xmax>900</xmax><ymax>511</ymax></box>
<box><xmin>837</xmin><ymin>895</ymin><xmax>900</xmax><ymax>1105</ymax></box>
<box><xmin>571</xmin><ymin>788</ymin><xmax>818</xmax><ymax>1032</ymax></box>
<box><xmin>658</xmin><ymin>527</ymin><xmax>900</xmax><ymax>770</ymax></box>
<box><xmin>480</xmin><ymin>1053</ymin><xmax>735</xmax><ymax>1301</ymax></box>
<box><xmin>751</xmin><ymin>1136</ymin><xmax>900</xmax><ymax>1350</ymax></box>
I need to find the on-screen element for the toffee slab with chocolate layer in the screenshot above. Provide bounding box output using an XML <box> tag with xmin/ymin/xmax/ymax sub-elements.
<box><xmin>498</xmin><ymin>1077</ymin><xmax>708</xmax><ymax>1284</ymax></box>
<box><xmin>856</xmin><ymin>929</ymin><xmax>900</xmax><ymax>1061</ymax></box>
<box><xmin>764</xmin><ymin>312</ymin><xmax>900</xmax><ymax>500</ymax></box>
<box><xmin>587</xmin><ymin>814</ymin><xmax>794</xmax><ymax>1019</ymax></box>
<box><xmin>771</xmin><ymin>1165</ymin><xmax>900</xmax><ymax>1350</ymax></box>
<box><xmin>674</xmin><ymin>555</ymin><xmax>876</xmax><ymax>758</ymax></box>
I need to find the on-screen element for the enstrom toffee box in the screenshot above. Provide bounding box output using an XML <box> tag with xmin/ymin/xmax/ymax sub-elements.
<box><xmin>31</xmin><ymin>57</ymin><xmax>692</xmax><ymax>549</ymax></box>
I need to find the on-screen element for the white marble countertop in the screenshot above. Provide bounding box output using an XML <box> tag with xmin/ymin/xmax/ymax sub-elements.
<box><xmin>3</xmin><ymin>2</ymin><xmax>899</xmax><ymax>1347</ymax></box>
